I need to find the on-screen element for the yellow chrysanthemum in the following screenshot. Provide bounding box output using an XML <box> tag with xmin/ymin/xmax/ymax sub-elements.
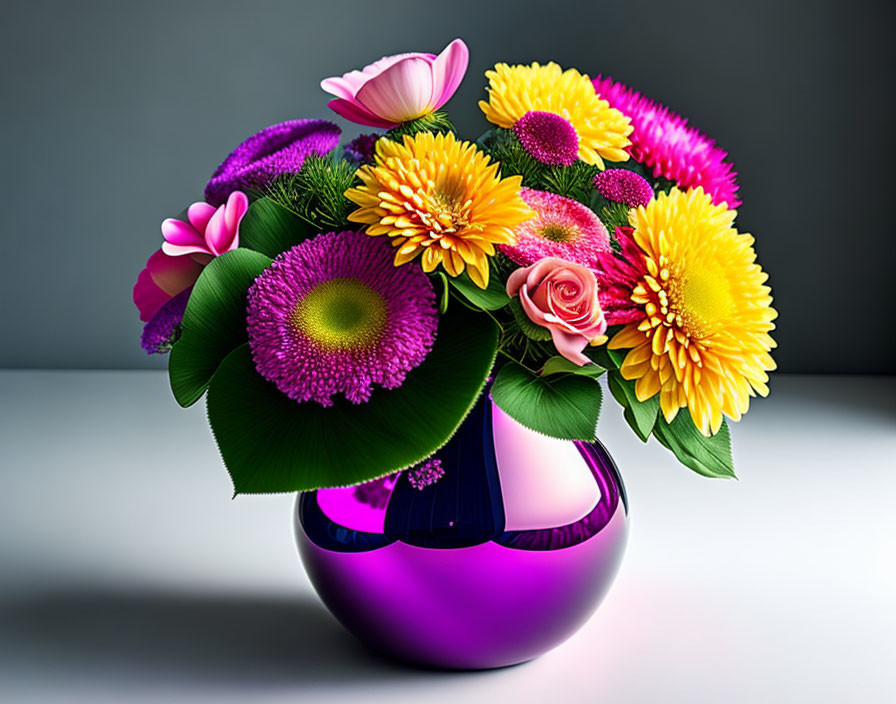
<box><xmin>478</xmin><ymin>62</ymin><xmax>633</xmax><ymax>168</ymax></box>
<box><xmin>345</xmin><ymin>131</ymin><xmax>532</xmax><ymax>288</ymax></box>
<box><xmin>608</xmin><ymin>187</ymin><xmax>777</xmax><ymax>436</ymax></box>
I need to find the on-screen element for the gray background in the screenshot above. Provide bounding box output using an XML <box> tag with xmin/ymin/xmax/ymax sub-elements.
<box><xmin>1</xmin><ymin>0</ymin><xmax>893</xmax><ymax>372</ymax></box>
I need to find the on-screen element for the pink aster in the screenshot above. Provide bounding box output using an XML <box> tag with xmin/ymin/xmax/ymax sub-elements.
<box><xmin>593</xmin><ymin>75</ymin><xmax>741</xmax><ymax>208</ymax></box>
<box><xmin>246</xmin><ymin>231</ymin><xmax>438</xmax><ymax>406</ymax></box>
<box><xmin>321</xmin><ymin>39</ymin><xmax>469</xmax><ymax>128</ymax></box>
<box><xmin>500</xmin><ymin>189</ymin><xmax>611</xmax><ymax>269</ymax></box>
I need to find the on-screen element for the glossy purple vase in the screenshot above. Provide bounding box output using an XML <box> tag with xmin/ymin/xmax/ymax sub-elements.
<box><xmin>294</xmin><ymin>393</ymin><xmax>628</xmax><ymax>670</ymax></box>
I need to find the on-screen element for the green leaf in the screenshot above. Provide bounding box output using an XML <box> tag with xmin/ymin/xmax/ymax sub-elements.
<box><xmin>541</xmin><ymin>355</ymin><xmax>606</xmax><ymax>378</ymax></box>
<box><xmin>168</xmin><ymin>249</ymin><xmax>272</xmax><ymax>407</ymax></box>
<box><xmin>508</xmin><ymin>297</ymin><xmax>551</xmax><ymax>341</ymax></box>
<box><xmin>436</xmin><ymin>272</ymin><xmax>449</xmax><ymax>314</ymax></box>
<box><xmin>449</xmin><ymin>266</ymin><xmax>511</xmax><ymax>311</ymax></box>
<box><xmin>652</xmin><ymin>413</ymin><xmax>736</xmax><ymax>478</ymax></box>
<box><xmin>491</xmin><ymin>361</ymin><xmax>602</xmax><ymax>441</ymax></box>
<box><xmin>239</xmin><ymin>197</ymin><xmax>314</xmax><ymax>258</ymax></box>
<box><xmin>607</xmin><ymin>372</ymin><xmax>659</xmax><ymax>442</ymax></box>
<box><xmin>206</xmin><ymin>305</ymin><xmax>499</xmax><ymax>494</ymax></box>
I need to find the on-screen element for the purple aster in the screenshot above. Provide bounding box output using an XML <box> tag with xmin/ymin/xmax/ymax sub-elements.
<box><xmin>513</xmin><ymin>111</ymin><xmax>579</xmax><ymax>166</ymax></box>
<box><xmin>593</xmin><ymin>169</ymin><xmax>654</xmax><ymax>208</ymax></box>
<box><xmin>140</xmin><ymin>287</ymin><xmax>191</xmax><ymax>354</ymax></box>
<box><xmin>205</xmin><ymin>119</ymin><xmax>341</xmax><ymax>206</ymax></box>
<box><xmin>343</xmin><ymin>133</ymin><xmax>381</xmax><ymax>166</ymax></box>
<box><xmin>247</xmin><ymin>231</ymin><xmax>438</xmax><ymax>406</ymax></box>
<box><xmin>406</xmin><ymin>458</ymin><xmax>444</xmax><ymax>491</ymax></box>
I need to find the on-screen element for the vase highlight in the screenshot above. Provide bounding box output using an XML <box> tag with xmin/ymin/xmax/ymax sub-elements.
<box><xmin>295</xmin><ymin>394</ymin><xmax>628</xmax><ymax>669</ymax></box>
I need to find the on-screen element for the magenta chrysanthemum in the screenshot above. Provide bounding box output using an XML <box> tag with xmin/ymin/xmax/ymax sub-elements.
<box><xmin>500</xmin><ymin>189</ymin><xmax>611</xmax><ymax>268</ymax></box>
<box><xmin>593</xmin><ymin>226</ymin><xmax>649</xmax><ymax>325</ymax></box>
<box><xmin>513</xmin><ymin>111</ymin><xmax>580</xmax><ymax>166</ymax></box>
<box><xmin>247</xmin><ymin>231</ymin><xmax>438</xmax><ymax>406</ymax></box>
<box><xmin>593</xmin><ymin>169</ymin><xmax>653</xmax><ymax>208</ymax></box>
<box><xmin>592</xmin><ymin>76</ymin><xmax>740</xmax><ymax>208</ymax></box>
<box><xmin>205</xmin><ymin>119</ymin><xmax>341</xmax><ymax>206</ymax></box>
<box><xmin>407</xmin><ymin>458</ymin><xmax>445</xmax><ymax>490</ymax></box>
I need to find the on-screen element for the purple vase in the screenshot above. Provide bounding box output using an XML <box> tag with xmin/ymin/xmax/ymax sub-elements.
<box><xmin>294</xmin><ymin>393</ymin><xmax>628</xmax><ymax>670</ymax></box>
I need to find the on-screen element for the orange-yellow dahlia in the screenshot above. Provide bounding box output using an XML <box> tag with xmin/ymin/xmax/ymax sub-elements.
<box><xmin>608</xmin><ymin>187</ymin><xmax>777</xmax><ymax>435</ymax></box>
<box><xmin>345</xmin><ymin>131</ymin><xmax>532</xmax><ymax>288</ymax></box>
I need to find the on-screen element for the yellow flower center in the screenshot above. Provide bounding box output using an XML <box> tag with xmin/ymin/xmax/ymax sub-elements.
<box><xmin>670</xmin><ymin>263</ymin><xmax>735</xmax><ymax>339</ymax></box>
<box><xmin>291</xmin><ymin>278</ymin><xmax>387</xmax><ymax>350</ymax></box>
<box><xmin>539</xmin><ymin>223</ymin><xmax>578</xmax><ymax>243</ymax></box>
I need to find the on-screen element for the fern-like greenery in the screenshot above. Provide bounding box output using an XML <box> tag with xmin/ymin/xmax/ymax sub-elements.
<box><xmin>265</xmin><ymin>156</ymin><xmax>358</xmax><ymax>232</ymax></box>
<box><xmin>384</xmin><ymin>111</ymin><xmax>455</xmax><ymax>142</ymax></box>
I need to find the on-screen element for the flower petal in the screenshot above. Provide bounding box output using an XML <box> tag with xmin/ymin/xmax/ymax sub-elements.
<box><xmin>355</xmin><ymin>56</ymin><xmax>435</xmax><ymax>123</ymax></box>
<box><xmin>161</xmin><ymin>218</ymin><xmax>205</xmax><ymax>248</ymax></box>
<box><xmin>186</xmin><ymin>202</ymin><xmax>217</xmax><ymax>233</ymax></box>
<box><xmin>134</xmin><ymin>249</ymin><xmax>203</xmax><ymax>321</ymax></box>
<box><xmin>223</xmin><ymin>190</ymin><xmax>248</xmax><ymax>247</ymax></box>
<box><xmin>327</xmin><ymin>98</ymin><xmax>399</xmax><ymax>129</ymax></box>
<box><xmin>430</xmin><ymin>39</ymin><xmax>469</xmax><ymax>110</ymax></box>
<box><xmin>548</xmin><ymin>327</ymin><xmax>591</xmax><ymax>366</ymax></box>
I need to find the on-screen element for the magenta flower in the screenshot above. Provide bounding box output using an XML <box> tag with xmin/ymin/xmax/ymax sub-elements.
<box><xmin>321</xmin><ymin>39</ymin><xmax>469</xmax><ymax>128</ymax></box>
<box><xmin>513</xmin><ymin>111</ymin><xmax>579</xmax><ymax>166</ymax></box>
<box><xmin>133</xmin><ymin>249</ymin><xmax>204</xmax><ymax>323</ymax></box>
<box><xmin>593</xmin><ymin>169</ymin><xmax>653</xmax><ymax>208</ymax></box>
<box><xmin>592</xmin><ymin>226</ymin><xmax>649</xmax><ymax>325</ymax></box>
<box><xmin>593</xmin><ymin>75</ymin><xmax>741</xmax><ymax>208</ymax></box>
<box><xmin>161</xmin><ymin>191</ymin><xmax>248</xmax><ymax>260</ymax></box>
<box><xmin>246</xmin><ymin>231</ymin><xmax>438</xmax><ymax>406</ymax></box>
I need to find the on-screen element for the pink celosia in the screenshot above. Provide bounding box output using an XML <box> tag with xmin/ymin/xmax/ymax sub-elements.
<box><xmin>593</xmin><ymin>75</ymin><xmax>740</xmax><ymax>208</ymax></box>
<box><xmin>593</xmin><ymin>169</ymin><xmax>653</xmax><ymax>208</ymax></box>
<box><xmin>321</xmin><ymin>39</ymin><xmax>469</xmax><ymax>128</ymax></box>
<box><xmin>161</xmin><ymin>191</ymin><xmax>248</xmax><ymax>260</ymax></box>
<box><xmin>500</xmin><ymin>189</ymin><xmax>611</xmax><ymax>269</ymax></box>
<box><xmin>513</xmin><ymin>111</ymin><xmax>579</xmax><ymax>166</ymax></box>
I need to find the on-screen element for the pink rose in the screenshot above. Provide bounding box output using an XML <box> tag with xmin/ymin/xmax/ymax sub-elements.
<box><xmin>320</xmin><ymin>39</ymin><xmax>469</xmax><ymax>128</ymax></box>
<box><xmin>506</xmin><ymin>258</ymin><xmax>608</xmax><ymax>366</ymax></box>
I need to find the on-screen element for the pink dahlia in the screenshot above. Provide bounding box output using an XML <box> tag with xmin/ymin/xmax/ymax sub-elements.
<box><xmin>247</xmin><ymin>231</ymin><xmax>438</xmax><ymax>406</ymax></box>
<box><xmin>500</xmin><ymin>189</ymin><xmax>611</xmax><ymax>269</ymax></box>
<box><xmin>592</xmin><ymin>226</ymin><xmax>649</xmax><ymax>325</ymax></box>
<box><xmin>592</xmin><ymin>76</ymin><xmax>740</xmax><ymax>208</ymax></box>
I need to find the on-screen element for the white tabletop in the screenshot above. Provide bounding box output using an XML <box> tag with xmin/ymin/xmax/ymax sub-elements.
<box><xmin>1</xmin><ymin>371</ymin><xmax>894</xmax><ymax>703</ymax></box>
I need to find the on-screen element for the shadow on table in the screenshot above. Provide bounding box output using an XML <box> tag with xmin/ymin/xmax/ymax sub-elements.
<box><xmin>0</xmin><ymin>584</ymin><xmax>479</xmax><ymax>687</ymax></box>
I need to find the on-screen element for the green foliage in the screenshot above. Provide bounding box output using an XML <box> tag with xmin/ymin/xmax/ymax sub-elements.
<box><xmin>541</xmin><ymin>356</ymin><xmax>607</xmax><ymax>379</ymax></box>
<box><xmin>168</xmin><ymin>249</ymin><xmax>272</xmax><ymax>407</ymax></box>
<box><xmin>205</xmin><ymin>303</ymin><xmax>499</xmax><ymax>494</ymax></box>
<box><xmin>479</xmin><ymin>128</ymin><xmax>543</xmax><ymax>183</ymax></box>
<box><xmin>436</xmin><ymin>272</ymin><xmax>450</xmax><ymax>314</ymax></box>
<box><xmin>384</xmin><ymin>111</ymin><xmax>455</xmax><ymax>142</ymax></box>
<box><xmin>652</xmin><ymin>413</ymin><xmax>736</xmax><ymax>479</ymax></box>
<box><xmin>239</xmin><ymin>197</ymin><xmax>314</xmax><ymax>258</ymax></box>
<box><xmin>538</xmin><ymin>162</ymin><xmax>601</xmax><ymax>205</ymax></box>
<box><xmin>491</xmin><ymin>361</ymin><xmax>602</xmax><ymax>441</ymax></box>
<box><xmin>448</xmin><ymin>265</ymin><xmax>511</xmax><ymax>311</ymax></box>
<box><xmin>265</xmin><ymin>156</ymin><xmax>357</xmax><ymax>232</ymax></box>
<box><xmin>607</xmin><ymin>371</ymin><xmax>660</xmax><ymax>442</ymax></box>
<box><xmin>507</xmin><ymin>297</ymin><xmax>551</xmax><ymax>341</ymax></box>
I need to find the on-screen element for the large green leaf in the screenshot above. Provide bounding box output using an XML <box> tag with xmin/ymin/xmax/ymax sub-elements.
<box><xmin>607</xmin><ymin>371</ymin><xmax>660</xmax><ymax>442</ymax></box>
<box><xmin>206</xmin><ymin>305</ymin><xmax>499</xmax><ymax>494</ymax></box>
<box><xmin>541</xmin><ymin>355</ymin><xmax>606</xmax><ymax>379</ymax></box>
<box><xmin>239</xmin><ymin>197</ymin><xmax>314</xmax><ymax>258</ymax></box>
<box><xmin>169</xmin><ymin>249</ymin><xmax>272</xmax><ymax>407</ymax></box>
<box><xmin>449</xmin><ymin>266</ymin><xmax>511</xmax><ymax>310</ymax></box>
<box><xmin>491</xmin><ymin>361</ymin><xmax>602</xmax><ymax>441</ymax></box>
<box><xmin>652</xmin><ymin>413</ymin><xmax>736</xmax><ymax>478</ymax></box>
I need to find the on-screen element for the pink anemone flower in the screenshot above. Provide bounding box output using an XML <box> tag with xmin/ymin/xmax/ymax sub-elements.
<box><xmin>321</xmin><ymin>39</ymin><xmax>469</xmax><ymax>128</ymax></box>
<box><xmin>133</xmin><ymin>191</ymin><xmax>248</xmax><ymax>322</ymax></box>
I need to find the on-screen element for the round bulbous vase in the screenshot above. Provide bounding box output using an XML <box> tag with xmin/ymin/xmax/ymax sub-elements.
<box><xmin>294</xmin><ymin>393</ymin><xmax>628</xmax><ymax>670</ymax></box>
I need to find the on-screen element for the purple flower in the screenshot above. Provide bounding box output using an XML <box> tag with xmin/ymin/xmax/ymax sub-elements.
<box><xmin>593</xmin><ymin>169</ymin><xmax>654</xmax><ymax>208</ymax></box>
<box><xmin>247</xmin><ymin>231</ymin><xmax>439</xmax><ymax>406</ymax></box>
<box><xmin>406</xmin><ymin>458</ymin><xmax>445</xmax><ymax>490</ymax></box>
<box><xmin>205</xmin><ymin>119</ymin><xmax>341</xmax><ymax>206</ymax></box>
<box><xmin>343</xmin><ymin>133</ymin><xmax>381</xmax><ymax>165</ymax></box>
<box><xmin>140</xmin><ymin>287</ymin><xmax>191</xmax><ymax>354</ymax></box>
<box><xmin>513</xmin><ymin>111</ymin><xmax>579</xmax><ymax>166</ymax></box>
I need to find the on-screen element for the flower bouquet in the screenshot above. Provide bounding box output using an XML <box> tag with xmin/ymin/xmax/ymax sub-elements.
<box><xmin>134</xmin><ymin>39</ymin><xmax>776</xmax><ymax>668</ymax></box>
